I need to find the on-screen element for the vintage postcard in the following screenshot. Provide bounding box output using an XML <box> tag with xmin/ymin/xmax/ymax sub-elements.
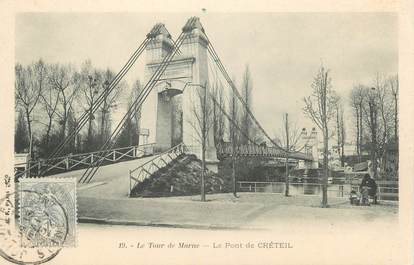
<box><xmin>0</xmin><ymin>0</ymin><xmax>413</xmax><ymax>264</ymax></box>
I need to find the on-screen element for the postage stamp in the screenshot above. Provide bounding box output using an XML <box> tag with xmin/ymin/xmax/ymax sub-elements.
<box><xmin>0</xmin><ymin>181</ymin><xmax>62</xmax><ymax>264</ymax></box>
<box><xmin>19</xmin><ymin>177</ymin><xmax>77</xmax><ymax>248</ymax></box>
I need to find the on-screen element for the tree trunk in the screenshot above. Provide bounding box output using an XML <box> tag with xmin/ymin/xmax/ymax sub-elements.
<box><xmin>46</xmin><ymin>118</ymin><xmax>52</xmax><ymax>146</ymax></box>
<box><xmin>231</xmin><ymin>94</ymin><xmax>238</xmax><ymax>198</ymax></box>
<box><xmin>321</xmin><ymin>71</ymin><xmax>329</xmax><ymax>208</ymax></box>
<box><xmin>370</xmin><ymin>103</ymin><xmax>378</xmax><ymax>179</ymax></box>
<box><xmin>135</xmin><ymin>111</ymin><xmax>141</xmax><ymax>146</ymax></box>
<box><xmin>201</xmin><ymin>143</ymin><xmax>206</xmax><ymax>202</ymax></box>
<box><xmin>359</xmin><ymin>103</ymin><xmax>363</xmax><ymax>161</ymax></box>
<box><xmin>25</xmin><ymin>109</ymin><xmax>32</xmax><ymax>158</ymax></box>
<box><xmin>200</xmin><ymin>85</ymin><xmax>207</xmax><ymax>202</ymax></box>
<box><xmin>232</xmin><ymin>155</ymin><xmax>237</xmax><ymax>197</ymax></box>
<box><xmin>336</xmin><ymin>107</ymin><xmax>341</xmax><ymax>161</ymax></box>
<box><xmin>61</xmin><ymin>120</ymin><xmax>66</xmax><ymax>140</ymax></box>
<box><xmin>88</xmin><ymin>113</ymin><xmax>93</xmax><ymax>148</ymax></box>
<box><xmin>285</xmin><ymin>155</ymin><xmax>289</xmax><ymax>196</ymax></box>
<box><xmin>44</xmin><ymin>117</ymin><xmax>53</xmax><ymax>156</ymax></box>
<box><xmin>284</xmin><ymin>113</ymin><xmax>290</xmax><ymax>196</ymax></box>
<box><xmin>61</xmin><ymin>102</ymin><xmax>68</xmax><ymax>142</ymax></box>
<box><xmin>322</xmin><ymin>129</ymin><xmax>329</xmax><ymax>207</ymax></box>
<box><xmin>394</xmin><ymin>94</ymin><xmax>398</xmax><ymax>141</ymax></box>
<box><xmin>394</xmin><ymin>93</ymin><xmax>398</xmax><ymax>176</ymax></box>
<box><xmin>100</xmin><ymin>109</ymin><xmax>106</xmax><ymax>144</ymax></box>
<box><xmin>129</xmin><ymin>116</ymin><xmax>134</xmax><ymax>146</ymax></box>
<box><xmin>341</xmin><ymin>139</ymin><xmax>345</xmax><ymax>167</ymax></box>
<box><xmin>61</xmin><ymin>92</ymin><xmax>68</xmax><ymax>141</ymax></box>
<box><xmin>356</xmin><ymin>107</ymin><xmax>360</xmax><ymax>161</ymax></box>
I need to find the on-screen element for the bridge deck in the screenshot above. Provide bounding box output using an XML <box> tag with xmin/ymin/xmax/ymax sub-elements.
<box><xmin>217</xmin><ymin>143</ymin><xmax>313</xmax><ymax>161</ymax></box>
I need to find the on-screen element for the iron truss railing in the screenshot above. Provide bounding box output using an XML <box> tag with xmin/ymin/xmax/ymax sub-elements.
<box><xmin>216</xmin><ymin>142</ymin><xmax>313</xmax><ymax>161</ymax></box>
<box><xmin>14</xmin><ymin>143</ymin><xmax>156</xmax><ymax>178</ymax></box>
<box><xmin>129</xmin><ymin>143</ymin><xmax>186</xmax><ymax>196</ymax></box>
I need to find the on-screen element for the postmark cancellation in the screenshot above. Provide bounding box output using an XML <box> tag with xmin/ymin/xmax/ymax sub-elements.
<box><xmin>19</xmin><ymin>177</ymin><xmax>77</xmax><ymax>248</ymax></box>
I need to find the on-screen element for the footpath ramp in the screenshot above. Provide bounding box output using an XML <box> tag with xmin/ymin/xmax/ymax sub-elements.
<box><xmin>51</xmin><ymin>155</ymin><xmax>157</xmax><ymax>198</ymax></box>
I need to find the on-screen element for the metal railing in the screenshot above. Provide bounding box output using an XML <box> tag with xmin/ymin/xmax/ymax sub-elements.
<box><xmin>14</xmin><ymin>143</ymin><xmax>155</xmax><ymax>178</ymax></box>
<box><xmin>217</xmin><ymin>142</ymin><xmax>312</xmax><ymax>161</ymax></box>
<box><xmin>349</xmin><ymin>180</ymin><xmax>398</xmax><ymax>201</ymax></box>
<box><xmin>238</xmin><ymin>180</ymin><xmax>398</xmax><ymax>201</ymax></box>
<box><xmin>129</xmin><ymin>143</ymin><xmax>186</xmax><ymax>196</ymax></box>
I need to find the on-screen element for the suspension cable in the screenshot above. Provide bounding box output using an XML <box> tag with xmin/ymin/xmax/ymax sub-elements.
<box><xmin>80</xmin><ymin>32</ymin><xmax>188</xmax><ymax>183</ymax></box>
<box><xmin>18</xmin><ymin>38</ymin><xmax>151</xmax><ymax>179</ymax></box>
<box><xmin>81</xmin><ymin>34</ymin><xmax>186</xmax><ymax>183</ymax></box>
<box><xmin>46</xmin><ymin>38</ymin><xmax>149</xmax><ymax>160</ymax></box>
<box><xmin>206</xmin><ymin>53</ymin><xmax>259</xmax><ymax>146</ymax></box>
<box><xmin>204</xmin><ymin>33</ymin><xmax>286</xmax><ymax>153</ymax></box>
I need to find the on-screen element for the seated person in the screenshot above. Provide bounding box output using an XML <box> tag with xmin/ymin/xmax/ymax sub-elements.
<box><xmin>360</xmin><ymin>173</ymin><xmax>378</xmax><ymax>205</ymax></box>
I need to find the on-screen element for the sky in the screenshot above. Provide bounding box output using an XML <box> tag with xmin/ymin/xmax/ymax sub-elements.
<box><xmin>15</xmin><ymin>12</ymin><xmax>398</xmax><ymax>142</ymax></box>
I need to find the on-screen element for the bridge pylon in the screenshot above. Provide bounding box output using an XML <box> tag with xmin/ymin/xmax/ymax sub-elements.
<box><xmin>140</xmin><ymin>17</ymin><xmax>218</xmax><ymax>171</ymax></box>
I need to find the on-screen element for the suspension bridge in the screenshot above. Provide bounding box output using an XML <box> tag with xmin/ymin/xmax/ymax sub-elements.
<box><xmin>15</xmin><ymin>17</ymin><xmax>316</xmax><ymax>197</ymax></box>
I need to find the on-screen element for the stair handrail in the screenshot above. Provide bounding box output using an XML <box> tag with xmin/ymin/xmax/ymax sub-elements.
<box><xmin>130</xmin><ymin>143</ymin><xmax>185</xmax><ymax>174</ymax></box>
<box><xmin>129</xmin><ymin>143</ymin><xmax>186</xmax><ymax>195</ymax></box>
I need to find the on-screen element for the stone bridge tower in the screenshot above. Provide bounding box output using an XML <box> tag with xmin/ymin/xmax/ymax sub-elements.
<box><xmin>298</xmin><ymin>128</ymin><xmax>319</xmax><ymax>169</ymax></box>
<box><xmin>140</xmin><ymin>17</ymin><xmax>218</xmax><ymax>168</ymax></box>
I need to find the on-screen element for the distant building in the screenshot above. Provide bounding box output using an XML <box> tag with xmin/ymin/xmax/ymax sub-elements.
<box><xmin>297</xmin><ymin>128</ymin><xmax>319</xmax><ymax>169</ymax></box>
<box><xmin>331</xmin><ymin>143</ymin><xmax>355</xmax><ymax>158</ymax></box>
<box><xmin>330</xmin><ymin>142</ymin><xmax>368</xmax><ymax>159</ymax></box>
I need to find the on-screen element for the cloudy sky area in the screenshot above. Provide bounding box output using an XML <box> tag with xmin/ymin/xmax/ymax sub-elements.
<box><xmin>16</xmin><ymin>12</ymin><xmax>398</xmax><ymax>141</ymax></box>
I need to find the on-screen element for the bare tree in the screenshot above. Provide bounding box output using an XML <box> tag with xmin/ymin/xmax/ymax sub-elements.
<box><xmin>39</xmin><ymin>63</ymin><xmax>61</xmax><ymax>155</ymax></box>
<box><xmin>275</xmin><ymin>113</ymin><xmax>306</xmax><ymax>196</ymax></box>
<box><xmin>98</xmin><ymin>69</ymin><xmax>124</xmax><ymax>145</ymax></box>
<box><xmin>228</xmin><ymin>82</ymin><xmax>241</xmax><ymax>146</ymax></box>
<box><xmin>351</xmin><ymin>73</ymin><xmax>397</xmax><ymax>180</ymax></box>
<box><xmin>131</xmin><ymin>79</ymin><xmax>143</xmax><ymax>145</ymax></box>
<box><xmin>389</xmin><ymin>74</ymin><xmax>399</xmax><ymax>175</ymax></box>
<box><xmin>48</xmin><ymin>63</ymin><xmax>79</xmax><ymax>144</ymax></box>
<box><xmin>15</xmin><ymin>109</ymin><xmax>29</xmax><ymax>153</ymax></box>
<box><xmin>360</xmin><ymin>74</ymin><xmax>394</xmax><ymax>179</ymax></box>
<box><xmin>376</xmin><ymin>74</ymin><xmax>393</xmax><ymax>178</ymax></box>
<box><xmin>371</xmin><ymin>74</ymin><xmax>394</xmax><ymax>178</ymax></box>
<box><xmin>228</xmin><ymin>85</ymin><xmax>241</xmax><ymax>197</ymax></box>
<box><xmin>212</xmin><ymin>80</ymin><xmax>226</xmax><ymax>148</ymax></box>
<box><xmin>362</xmin><ymin>85</ymin><xmax>380</xmax><ymax>179</ymax></box>
<box><xmin>117</xmin><ymin>80</ymin><xmax>142</xmax><ymax>147</ymax></box>
<box><xmin>241</xmin><ymin>65</ymin><xmax>253</xmax><ymax>145</ymax></box>
<box><xmin>350</xmin><ymin>85</ymin><xmax>365</xmax><ymax>162</ymax></box>
<box><xmin>389</xmin><ymin>75</ymin><xmax>398</xmax><ymax>141</ymax></box>
<box><xmin>15</xmin><ymin>60</ymin><xmax>46</xmax><ymax>157</ymax></box>
<box><xmin>333</xmin><ymin>94</ymin><xmax>346</xmax><ymax>167</ymax></box>
<box><xmin>303</xmin><ymin>65</ymin><xmax>336</xmax><ymax>207</ymax></box>
<box><xmin>339</xmin><ymin>106</ymin><xmax>346</xmax><ymax>167</ymax></box>
<box><xmin>79</xmin><ymin>60</ymin><xmax>102</xmax><ymax>150</ymax></box>
<box><xmin>188</xmin><ymin>82</ymin><xmax>214</xmax><ymax>201</ymax></box>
